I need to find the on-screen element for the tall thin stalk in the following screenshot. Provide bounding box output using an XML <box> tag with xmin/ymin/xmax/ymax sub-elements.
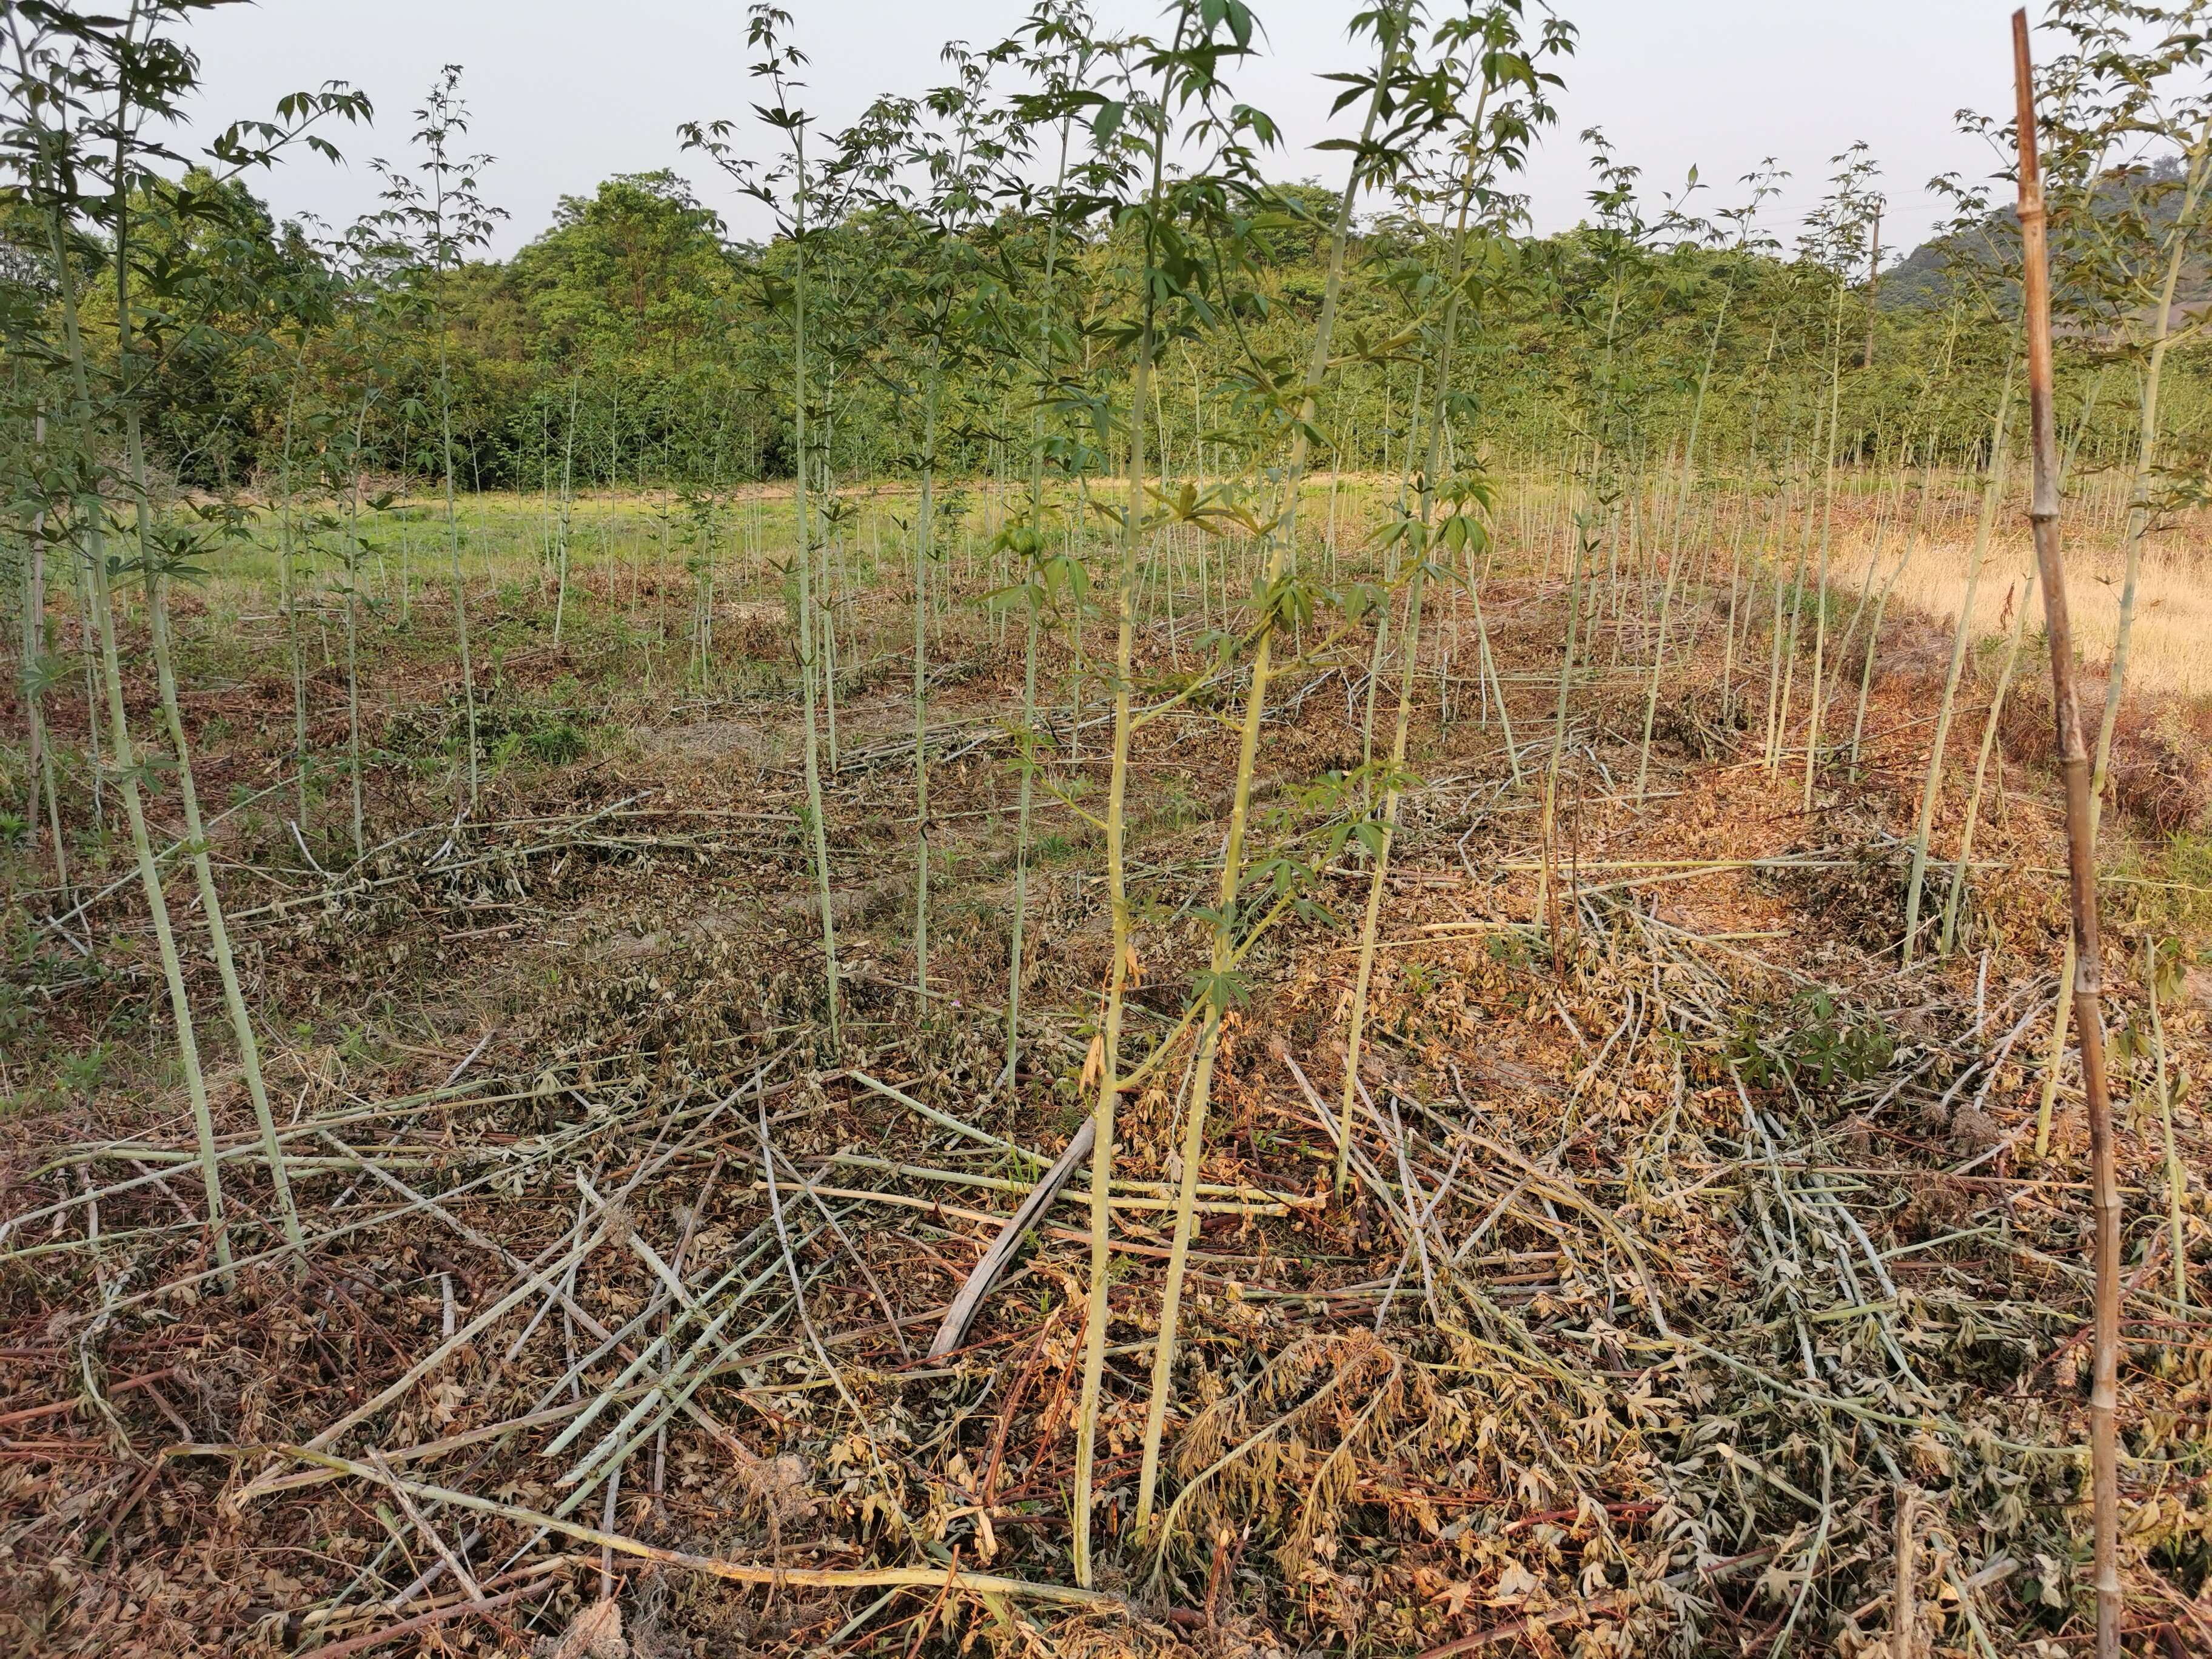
<box><xmin>275</xmin><ymin>374</ymin><xmax>310</xmax><ymax>825</ymax></box>
<box><xmin>1634</xmin><ymin>259</ymin><xmax>1734</xmax><ymax>800</ymax></box>
<box><xmin>2014</xmin><ymin>22</ymin><xmax>2118</xmax><ymax>1655</ymax></box>
<box><xmin>342</xmin><ymin>396</ymin><xmax>372</xmax><ymax>862</ymax></box>
<box><xmin>2037</xmin><ymin>110</ymin><xmax>2212</xmax><ymax>1156</ymax></box>
<box><xmin>912</xmin><ymin>361</ymin><xmax>940</xmax><ymax>1002</ymax></box>
<box><xmin>552</xmin><ymin>374</ymin><xmax>578</xmax><ymax>644</ymax></box>
<box><xmin>25</xmin><ymin>127</ymin><xmax>232</xmax><ymax>1282</ymax></box>
<box><xmin>1900</xmin><ymin>366</ymin><xmax>2014</xmax><ymax>968</ymax></box>
<box><xmin>1136</xmin><ymin>1</ymin><xmax>1415</xmax><ymax>1530</ymax></box>
<box><xmin>687</xmin><ymin>30</ymin><xmax>844</xmax><ymax>1042</ymax></box>
<box><xmin>1004</xmin><ymin>47</ymin><xmax>1084</xmax><ymax>1084</ymax></box>
<box><xmin>1937</xmin><ymin>565</ymin><xmax>2034</xmax><ymax>957</ymax></box>
<box><xmin>18</xmin><ymin>409</ymin><xmax>67</xmax><ymax>899</ymax></box>
<box><xmin>1071</xmin><ymin>7</ymin><xmax>1211</xmax><ymax>1580</ymax></box>
<box><xmin>1798</xmin><ymin>278</ymin><xmax>1847</xmax><ymax>809</ymax></box>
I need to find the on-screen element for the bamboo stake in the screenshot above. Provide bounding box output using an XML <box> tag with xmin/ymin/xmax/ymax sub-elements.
<box><xmin>2014</xmin><ymin>20</ymin><xmax>2119</xmax><ymax>1654</ymax></box>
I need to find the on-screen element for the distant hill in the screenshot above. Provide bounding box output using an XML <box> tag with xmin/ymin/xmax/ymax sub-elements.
<box><xmin>1877</xmin><ymin>154</ymin><xmax>2207</xmax><ymax>317</ymax></box>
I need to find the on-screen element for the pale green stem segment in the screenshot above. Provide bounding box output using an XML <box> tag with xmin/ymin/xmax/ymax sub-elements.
<box><xmin>1937</xmin><ymin>565</ymin><xmax>2036</xmax><ymax>959</ymax></box>
<box><xmin>1070</xmin><ymin>38</ymin><xmax>1174</xmax><ymax>1580</ymax></box>
<box><xmin>1902</xmin><ymin>367</ymin><xmax>2014</xmax><ymax>970</ymax></box>
<box><xmin>1133</xmin><ymin>7</ymin><xmax>1412</xmax><ymax>1538</ymax></box>
<box><xmin>1006</xmin><ymin>102</ymin><xmax>1081</xmax><ymax>1084</ymax></box>
<box><xmin>1798</xmin><ymin>284</ymin><xmax>1846</xmax><ymax>810</ymax></box>
<box><xmin>1634</xmin><ymin>273</ymin><xmax>1734</xmax><ymax>801</ymax></box>
<box><xmin>787</xmin><ymin>126</ymin><xmax>842</xmax><ymax>1047</ymax></box>
<box><xmin>2037</xmin><ymin>125</ymin><xmax>2211</xmax><ymax>1158</ymax></box>
<box><xmin>133</xmin><ymin>428</ymin><xmax>306</xmax><ymax>1264</ymax></box>
<box><xmin>913</xmin><ymin>360</ymin><xmax>941</xmax><ymax>1003</ymax></box>
<box><xmin>26</xmin><ymin>61</ymin><xmax>233</xmax><ymax>1284</ymax></box>
<box><xmin>553</xmin><ymin>375</ymin><xmax>579</xmax><ymax>645</ymax></box>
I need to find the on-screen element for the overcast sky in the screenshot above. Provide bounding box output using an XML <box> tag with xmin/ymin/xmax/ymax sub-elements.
<box><xmin>172</xmin><ymin>0</ymin><xmax>2028</xmax><ymax>261</ymax></box>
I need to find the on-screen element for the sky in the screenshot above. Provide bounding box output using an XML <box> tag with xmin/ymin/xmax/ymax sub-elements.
<box><xmin>170</xmin><ymin>0</ymin><xmax>2029</xmax><ymax>262</ymax></box>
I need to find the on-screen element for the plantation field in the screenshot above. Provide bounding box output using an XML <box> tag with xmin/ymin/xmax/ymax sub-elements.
<box><xmin>10</xmin><ymin>471</ymin><xmax>2212</xmax><ymax>1657</ymax></box>
<box><xmin>8</xmin><ymin>2</ymin><xmax>2212</xmax><ymax>1656</ymax></box>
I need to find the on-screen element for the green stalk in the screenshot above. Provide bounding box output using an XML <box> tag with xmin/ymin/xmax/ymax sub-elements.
<box><xmin>1071</xmin><ymin>28</ymin><xmax>1178</xmax><ymax>1582</ymax></box>
<box><xmin>73</xmin><ymin>547</ymin><xmax>104</xmax><ymax>835</ymax></box>
<box><xmin>433</xmin><ymin>204</ymin><xmax>479</xmax><ymax>814</ymax></box>
<box><xmin>33</xmin><ymin>159</ymin><xmax>232</xmax><ymax>1282</ymax></box>
<box><xmin>275</xmin><ymin>375</ymin><xmax>310</xmax><ymax>826</ymax></box>
<box><xmin>19</xmin><ymin>409</ymin><xmax>67</xmax><ymax>899</ymax></box>
<box><xmin>134</xmin><ymin>462</ymin><xmax>306</xmax><ymax>1262</ymax></box>
<box><xmin>1937</xmin><ymin>565</ymin><xmax>2035</xmax><ymax>957</ymax></box>
<box><xmin>1005</xmin><ymin>96</ymin><xmax>1080</xmax><ymax>1084</ymax></box>
<box><xmin>789</xmin><ymin>127</ymin><xmax>841</xmax><ymax>1044</ymax></box>
<box><xmin>1069</xmin><ymin>288</ymin><xmax>1150</xmax><ymax>1596</ymax></box>
<box><xmin>913</xmin><ymin>354</ymin><xmax>941</xmax><ymax>1004</ymax></box>
<box><xmin>1634</xmin><ymin>271</ymin><xmax>1733</xmax><ymax>800</ymax></box>
<box><xmin>1902</xmin><ymin>366</ymin><xmax>2015</xmax><ymax>969</ymax></box>
<box><xmin>553</xmin><ymin>375</ymin><xmax>578</xmax><ymax>645</ymax></box>
<box><xmin>2036</xmin><ymin>126</ymin><xmax>2209</xmax><ymax>1158</ymax></box>
<box><xmin>1134</xmin><ymin>7</ymin><xmax>1409</xmax><ymax>1531</ymax></box>
<box><xmin>1798</xmin><ymin>284</ymin><xmax>1847</xmax><ymax>809</ymax></box>
<box><xmin>89</xmin><ymin>530</ymin><xmax>232</xmax><ymax>1282</ymax></box>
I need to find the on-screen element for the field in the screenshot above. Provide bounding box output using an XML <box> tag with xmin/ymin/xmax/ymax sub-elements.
<box><xmin>8</xmin><ymin>1</ymin><xmax>2212</xmax><ymax>1655</ymax></box>
<box><xmin>6</xmin><ymin>462</ymin><xmax>2212</xmax><ymax>1658</ymax></box>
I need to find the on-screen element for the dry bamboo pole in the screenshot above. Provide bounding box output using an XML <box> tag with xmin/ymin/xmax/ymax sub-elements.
<box><xmin>2014</xmin><ymin>19</ymin><xmax>2119</xmax><ymax>1655</ymax></box>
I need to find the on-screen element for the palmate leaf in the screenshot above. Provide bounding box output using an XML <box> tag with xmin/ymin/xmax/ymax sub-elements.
<box><xmin>23</xmin><ymin>654</ymin><xmax>71</xmax><ymax>700</ymax></box>
<box><xmin>1336</xmin><ymin>579</ymin><xmax>1387</xmax><ymax>626</ymax></box>
<box><xmin>1189</xmin><ymin>966</ymin><xmax>1251</xmax><ymax>1014</ymax></box>
<box><xmin>108</xmin><ymin>752</ymin><xmax>176</xmax><ymax>794</ymax></box>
